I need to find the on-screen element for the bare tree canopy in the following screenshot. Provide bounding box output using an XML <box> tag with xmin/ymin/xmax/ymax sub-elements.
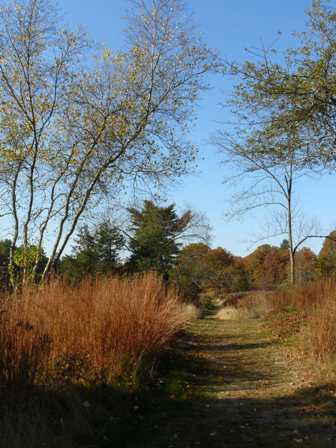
<box><xmin>215</xmin><ymin>127</ymin><xmax>319</xmax><ymax>285</ymax></box>
<box><xmin>214</xmin><ymin>1</ymin><xmax>336</xmax><ymax>285</ymax></box>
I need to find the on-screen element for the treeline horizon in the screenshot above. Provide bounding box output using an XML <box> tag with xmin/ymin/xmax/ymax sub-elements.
<box><xmin>0</xmin><ymin>199</ymin><xmax>335</xmax><ymax>299</ymax></box>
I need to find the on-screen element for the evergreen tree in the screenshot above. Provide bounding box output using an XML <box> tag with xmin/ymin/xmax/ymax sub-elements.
<box><xmin>127</xmin><ymin>201</ymin><xmax>192</xmax><ymax>278</ymax></box>
<box><xmin>0</xmin><ymin>239</ymin><xmax>11</xmax><ymax>289</ymax></box>
<box><xmin>0</xmin><ymin>239</ymin><xmax>10</xmax><ymax>267</ymax></box>
<box><xmin>60</xmin><ymin>221</ymin><xmax>124</xmax><ymax>283</ymax></box>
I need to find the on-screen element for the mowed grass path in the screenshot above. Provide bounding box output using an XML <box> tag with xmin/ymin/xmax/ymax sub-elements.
<box><xmin>127</xmin><ymin>317</ymin><xmax>336</xmax><ymax>448</ymax></box>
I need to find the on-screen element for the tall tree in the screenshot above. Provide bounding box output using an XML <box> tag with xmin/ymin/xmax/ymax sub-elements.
<box><xmin>127</xmin><ymin>201</ymin><xmax>194</xmax><ymax>278</ymax></box>
<box><xmin>0</xmin><ymin>0</ymin><xmax>217</xmax><ymax>285</ymax></box>
<box><xmin>215</xmin><ymin>1</ymin><xmax>336</xmax><ymax>285</ymax></box>
<box><xmin>215</xmin><ymin>125</ymin><xmax>316</xmax><ymax>285</ymax></box>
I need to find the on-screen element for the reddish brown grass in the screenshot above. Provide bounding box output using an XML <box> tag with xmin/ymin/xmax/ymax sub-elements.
<box><xmin>236</xmin><ymin>281</ymin><xmax>336</xmax><ymax>365</ymax></box>
<box><xmin>0</xmin><ymin>273</ymin><xmax>190</xmax><ymax>387</ymax></box>
<box><xmin>296</xmin><ymin>281</ymin><xmax>336</xmax><ymax>364</ymax></box>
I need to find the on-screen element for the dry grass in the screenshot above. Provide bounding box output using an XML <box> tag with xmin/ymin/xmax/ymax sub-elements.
<box><xmin>182</xmin><ymin>303</ymin><xmax>201</xmax><ymax>320</ymax></box>
<box><xmin>261</xmin><ymin>281</ymin><xmax>336</xmax><ymax>364</ymax></box>
<box><xmin>219</xmin><ymin>291</ymin><xmax>276</xmax><ymax>319</ymax></box>
<box><xmin>229</xmin><ymin>281</ymin><xmax>336</xmax><ymax>367</ymax></box>
<box><xmin>215</xmin><ymin>306</ymin><xmax>240</xmax><ymax>320</ymax></box>
<box><xmin>294</xmin><ymin>281</ymin><xmax>336</xmax><ymax>365</ymax></box>
<box><xmin>0</xmin><ymin>273</ymin><xmax>190</xmax><ymax>388</ymax></box>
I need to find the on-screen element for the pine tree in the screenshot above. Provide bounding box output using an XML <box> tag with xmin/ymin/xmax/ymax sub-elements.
<box><xmin>127</xmin><ymin>201</ymin><xmax>192</xmax><ymax>279</ymax></box>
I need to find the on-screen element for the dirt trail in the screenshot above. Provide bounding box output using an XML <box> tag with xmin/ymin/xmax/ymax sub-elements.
<box><xmin>128</xmin><ymin>317</ymin><xmax>336</xmax><ymax>448</ymax></box>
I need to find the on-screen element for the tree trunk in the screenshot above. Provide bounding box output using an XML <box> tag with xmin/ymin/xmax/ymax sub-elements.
<box><xmin>288</xmin><ymin>249</ymin><xmax>295</xmax><ymax>286</ymax></box>
<box><xmin>287</xmin><ymin>174</ymin><xmax>296</xmax><ymax>286</ymax></box>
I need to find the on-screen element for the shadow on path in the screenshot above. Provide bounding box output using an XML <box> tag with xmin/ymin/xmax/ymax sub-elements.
<box><xmin>126</xmin><ymin>318</ymin><xmax>336</xmax><ymax>448</ymax></box>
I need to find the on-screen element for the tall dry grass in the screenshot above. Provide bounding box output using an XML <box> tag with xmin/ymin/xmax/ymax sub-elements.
<box><xmin>0</xmin><ymin>273</ymin><xmax>190</xmax><ymax>387</ymax></box>
<box><xmin>293</xmin><ymin>281</ymin><xmax>336</xmax><ymax>364</ymax></box>
<box><xmin>233</xmin><ymin>281</ymin><xmax>336</xmax><ymax>366</ymax></box>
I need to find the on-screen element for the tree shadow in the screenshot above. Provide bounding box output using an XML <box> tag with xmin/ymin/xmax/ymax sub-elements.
<box><xmin>1</xmin><ymin>327</ymin><xmax>335</xmax><ymax>448</ymax></box>
<box><xmin>127</xmin><ymin>383</ymin><xmax>336</xmax><ymax>448</ymax></box>
<box><xmin>3</xmin><ymin>378</ymin><xmax>334</xmax><ymax>447</ymax></box>
<box><xmin>125</xmin><ymin>328</ymin><xmax>336</xmax><ymax>448</ymax></box>
<box><xmin>0</xmin><ymin>383</ymin><xmax>140</xmax><ymax>448</ymax></box>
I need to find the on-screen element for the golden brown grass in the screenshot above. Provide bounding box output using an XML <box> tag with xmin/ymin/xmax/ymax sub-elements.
<box><xmin>295</xmin><ymin>281</ymin><xmax>336</xmax><ymax>365</ymax></box>
<box><xmin>229</xmin><ymin>281</ymin><xmax>336</xmax><ymax>367</ymax></box>
<box><xmin>260</xmin><ymin>281</ymin><xmax>336</xmax><ymax>364</ymax></box>
<box><xmin>0</xmin><ymin>273</ymin><xmax>190</xmax><ymax>387</ymax></box>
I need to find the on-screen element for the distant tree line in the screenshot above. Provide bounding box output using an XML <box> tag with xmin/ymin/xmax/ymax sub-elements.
<box><xmin>1</xmin><ymin>200</ymin><xmax>335</xmax><ymax>300</ymax></box>
<box><xmin>174</xmin><ymin>236</ymin><xmax>336</xmax><ymax>300</ymax></box>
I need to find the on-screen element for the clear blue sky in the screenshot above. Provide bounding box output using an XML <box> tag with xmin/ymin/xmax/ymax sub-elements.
<box><xmin>59</xmin><ymin>0</ymin><xmax>336</xmax><ymax>256</ymax></box>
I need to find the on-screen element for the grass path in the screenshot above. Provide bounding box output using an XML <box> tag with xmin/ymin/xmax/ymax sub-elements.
<box><xmin>127</xmin><ymin>317</ymin><xmax>336</xmax><ymax>447</ymax></box>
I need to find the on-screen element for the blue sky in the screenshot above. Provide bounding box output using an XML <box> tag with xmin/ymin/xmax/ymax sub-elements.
<box><xmin>59</xmin><ymin>0</ymin><xmax>336</xmax><ymax>256</ymax></box>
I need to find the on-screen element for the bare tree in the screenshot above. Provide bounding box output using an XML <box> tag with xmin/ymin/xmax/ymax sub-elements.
<box><xmin>215</xmin><ymin>129</ymin><xmax>319</xmax><ymax>285</ymax></box>
<box><xmin>215</xmin><ymin>1</ymin><xmax>336</xmax><ymax>286</ymax></box>
<box><xmin>0</xmin><ymin>0</ymin><xmax>217</xmax><ymax>285</ymax></box>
